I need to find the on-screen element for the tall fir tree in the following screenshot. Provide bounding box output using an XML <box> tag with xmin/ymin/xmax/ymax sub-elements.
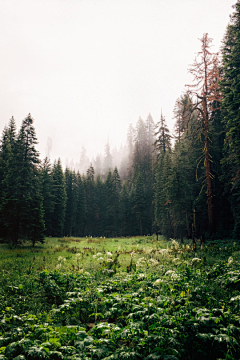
<box><xmin>51</xmin><ymin>159</ymin><xmax>66</xmax><ymax>237</ymax></box>
<box><xmin>40</xmin><ymin>157</ymin><xmax>54</xmax><ymax>236</ymax></box>
<box><xmin>0</xmin><ymin>114</ymin><xmax>45</xmax><ymax>246</ymax></box>
<box><xmin>221</xmin><ymin>1</ymin><xmax>240</xmax><ymax>238</ymax></box>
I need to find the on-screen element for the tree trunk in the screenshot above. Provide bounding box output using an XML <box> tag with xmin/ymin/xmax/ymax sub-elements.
<box><xmin>203</xmin><ymin>96</ymin><xmax>214</xmax><ymax>235</ymax></box>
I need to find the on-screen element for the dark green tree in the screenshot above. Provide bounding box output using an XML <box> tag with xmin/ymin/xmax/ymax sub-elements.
<box><xmin>40</xmin><ymin>157</ymin><xmax>54</xmax><ymax>236</ymax></box>
<box><xmin>64</xmin><ymin>168</ymin><xmax>78</xmax><ymax>236</ymax></box>
<box><xmin>51</xmin><ymin>159</ymin><xmax>66</xmax><ymax>237</ymax></box>
<box><xmin>75</xmin><ymin>172</ymin><xmax>86</xmax><ymax>237</ymax></box>
<box><xmin>0</xmin><ymin>114</ymin><xmax>45</xmax><ymax>246</ymax></box>
<box><xmin>221</xmin><ymin>1</ymin><xmax>240</xmax><ymax>238</ymax></box>
<box><xmin>154</xmin><ymin>112</ymin><xmax>171</xmax><ymax>157</ymax></box>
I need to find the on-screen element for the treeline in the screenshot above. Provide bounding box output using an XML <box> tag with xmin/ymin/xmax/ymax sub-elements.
<box><xmin>1</xmin><ymin>1</ymin><xmax>240</xmax><ymax>245</ymax></box>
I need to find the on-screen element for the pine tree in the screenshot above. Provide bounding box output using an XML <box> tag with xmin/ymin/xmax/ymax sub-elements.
<box><xmin>84</xmin><ymin>165</ymin><xmax>96</xmax><ymax>236</ymax></box>
<box><xmin>64</xmin><ymin>168</ymin><xmax>78</xmax><ymax>236</ymax></box>
<box><xmin>173</xmin><ymin>94</ymin><xmax>193</xmax><ymax>143</ymax></box>
<box><xmin>40</xmin><ymin>157</ymin><xmax>54</xmax><ymax>236</ymax></box>
<box><xmin>0</xmin><ymin>114</ymin><xmax>45</xmax><ymax>246</ymax></box>
<box><xmin>103</xmin><ymin>141</ymin><xmax>112</xmax><ymax>178</ymax></box>
<box><xmin>154</xmin><ymin>150</ymin><xmax>173</xmax><ymax>239</ymax></box>
<box><xmin>75</xmin><ymin>172</ymin><xmax>86</xmax><ymax>236</ymax></box>
<box><xmin>221</xmin><ymin>1</ymin><xmax>240</xmax><ymax>238</ymax></box>
<box><xmin>154</xmin><ymin>112</ymin><xmax>171</xmax><ymax>157</ymax></box>
<box><xmin>51</xmin><ymin>159</ymin><xmax>66</xmax><ymax>237</ymax></box>
<box><xmin>119</xmin><ymin>183</ymin><xmax>132</xmax><ymax>236</ymax></box>
<box><xmin>133</xmin><ymin>168</ymin><xmax>146</xmax><ymax>235</ymax></box>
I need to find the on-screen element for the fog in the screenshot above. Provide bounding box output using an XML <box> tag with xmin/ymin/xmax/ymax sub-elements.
<box><xmin>0</xmin><ymin>0</ymin><xmax>235</xmax><ymax>169</ymax></box>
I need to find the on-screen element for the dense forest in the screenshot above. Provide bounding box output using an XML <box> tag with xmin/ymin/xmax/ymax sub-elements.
<box><xmin>0</xmin><ymin>2</ymin><xmax>240</xmax><ymax>246</ymax></box>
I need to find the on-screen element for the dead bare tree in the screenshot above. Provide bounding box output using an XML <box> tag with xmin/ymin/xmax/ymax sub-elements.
<box><xmin>186</xmin><ymin>33</ymin><xmax>222</xmax><ymax>235</ymax></box>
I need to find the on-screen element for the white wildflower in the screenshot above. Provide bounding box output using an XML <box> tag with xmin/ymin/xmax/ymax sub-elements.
<box><xmin>159</xmin><ymin>249</ymin><xmax>169</xmax><ymax>257</ymax></box>
<box><xmin>228</xmin><ymin>256</ymin><xmax>233</xmax><ymax>265</ymax></box>
<box><xmin>106</xmin><ymin>252</ymin><xmax>112</xmax><ymax>256</ymax></box>
<box><xmin>172</xmin><ymin>257</ymin><xmax>180</xmax><ymax>263</ymax></box>
<box><xmin>56</xmin><ymin>264</ymin><xmax>61</xmax><ymax>270</ymax></box>
<box><xmin>97</xmin><ymin>257</ymin><xmax>104</xmax><ymax>261</ymax></box>
<box><xmin>84</xmin><ymin>271</ymin><xmax>90</xmax><ymax>276</ymax></box>
<box><xmin>171</xmin><ymin>273</ymin><xmax>180</xmax><ymax>280</ymax></box>
<box><xmin>165</xmin><ymin>270</ymin><xmax>175</xmax><ymax>276</ymax></box>
<box><xmin>76</xmin><ymin>253</ymin><xmax>81</xmax><ymax>258</ymax></box>
<box><xmin>96</xmin><ymin>252</ymin><xmax>102</xmax><ymax>256</ymax></box>
<box><xmin>149</xmin><ymin>258</ymin><xmax>158</xmax><ymax>266</ymax></box>
<box><xmin>93</xmin><ymin>255</ymin><xmax>97</xmax><ymax>259</ymax></box>
<box><xmin>63</xmin><ymin>258</ymin><xmax>66</xmax><ymax>262</ymax></box>
<box><xmin>107</xmin><ymin>258</ymin><xmax>113</xmax><ymax>262</ymax></box>
<box><xmin>154</xmin><ymin>279</ymin><xmax>162</xmax><ymax>285</ymax></box>
<box><xmin>171</xmin><ymin>239</ymin><xmax>179</xmax><ymax>249</ymax></box>
<box><xmin>58</xmin><ymin>256</ymin><xmax>63</xmax><ymax>261</ymax></box>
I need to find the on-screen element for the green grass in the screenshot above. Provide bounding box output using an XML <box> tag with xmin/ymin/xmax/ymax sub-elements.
<box><xmin>0</xmin><ymin>236</ymin><xmax>240</xmax><ymax>360</ymax></box>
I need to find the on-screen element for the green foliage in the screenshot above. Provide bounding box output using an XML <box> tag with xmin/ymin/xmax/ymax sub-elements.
<box><xmin>1</xmin><ymin>237</ymin><xmax>240</xmax><ymax>359</ymax></box>
<box><xmin>51</xmin><ymin>159</ymin><xmax>66</xmax><ymax>237</ymax></box>
<box><xmin>221</xmin><ymin>0</ymin><xmax>240</xmax><ymax>239</ymax></box>
<box><xmin>0</xmin><ymin>115</ymin><xmax>45</xmax><ymax>247</ymax></box>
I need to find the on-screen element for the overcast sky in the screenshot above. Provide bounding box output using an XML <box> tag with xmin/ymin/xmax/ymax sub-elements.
<box><xmin>0</xmin><ymin>0</ymin><xmax>236</xmax><ymax>164</ymax></box>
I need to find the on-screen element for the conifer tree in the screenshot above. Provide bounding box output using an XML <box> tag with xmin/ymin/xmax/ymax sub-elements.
<box><xmin>51</xmin><ymin>159</ymin><xmax>66</xmax><ymax>237</ymax></box>
<box><xmin>221</xmin><ymin>1</ymin><xmax>240</xmax><ymax>238</ymax></box>
<box><xmin>40</xmin><ymin>157</ymin><xmax>54</xmax><ymax>236</ymax></box>
<box><xmin>154</xmin><ymin>112</ymin><xmax>171</xmax><ymax>157</ymax></box>
<box><xmin>103</xmin><ymin>141</ymin><xmax>112</xmax><ymax>178</ymax></box>
<box><xmin>119</xmin><ymin>183</ymin><xmax>132</xmax><ymax>236</ymax></box>
<box><xmin>75</xmin><ymin>172</ymin><xmax>86</xmax><ymax>236</ymax></box>
<box><xmin>133</xmin><ymin>168</ymin><xmax>146</xmax><ymax>235</ymax></box>
<box><xmin>84</xmin><ymin>165</ymin><xmax>96</xmax><ymax>235</ymax></box>
<box><xmin>0</xmin><ymin>114</ymin><xmax>45</xmax><ymax>246</ymax></box>
<box><xmin>64</xmin><ymin>168</ymin><xmax>78</xmax><ymax>236</ymax></box>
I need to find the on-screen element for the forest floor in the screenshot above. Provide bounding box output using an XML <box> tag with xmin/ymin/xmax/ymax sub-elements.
<box><xmin>0</xmin><ymin>236</ymin><xmax>240</xmax><ymax>360</ymax></box>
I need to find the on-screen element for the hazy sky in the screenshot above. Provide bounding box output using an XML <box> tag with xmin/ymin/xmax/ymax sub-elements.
<box><xmin>0</xmin><ymin>0</ymin><xmax>236</xmax><ymax>164</ymax></box>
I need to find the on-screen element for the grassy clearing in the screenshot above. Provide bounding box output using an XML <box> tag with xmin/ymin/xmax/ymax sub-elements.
<box><xmin>0</xmin><ymin>236</ymin><xmax>240</xmax><ymax>360</ymax></box>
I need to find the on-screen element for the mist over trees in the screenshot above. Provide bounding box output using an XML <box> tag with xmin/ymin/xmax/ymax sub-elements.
<box><xmin>0</xmin><ymin>1</ymin><xmax>240</xmax><ymax>245</ymax></box>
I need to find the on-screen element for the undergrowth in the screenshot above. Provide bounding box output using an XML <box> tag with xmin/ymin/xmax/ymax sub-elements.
<box><xmin>0</xmin><ymin>236</ymin><xmax>240</xmax><ymax>359</ymax></box>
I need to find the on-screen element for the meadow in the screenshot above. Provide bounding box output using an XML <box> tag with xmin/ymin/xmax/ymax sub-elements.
<box><xmin>0</xmin><ymin>236</ymin><xmax>240</xmax><ymax>360</ymax></box>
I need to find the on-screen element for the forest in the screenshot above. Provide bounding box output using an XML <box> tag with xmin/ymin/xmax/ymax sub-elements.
<box><xmin>0</xmin><ymin>4</ymin><xmax>240</xmax><ymax>247</ymax></box>
<box><xmin>1</xmin><ymin>4</ymin><xmax>240</xmax><ymax>360</ymax></box>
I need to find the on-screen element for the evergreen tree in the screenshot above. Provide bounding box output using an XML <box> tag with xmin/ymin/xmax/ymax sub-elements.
<box><xmin>133</xmin><ymin>168</ymin><xmax>146</xmax><ymax>235</ymax></box>
<box><xmin>64</xmin><ymin>168</ymin><xmax>78</xmax><ymax>236</ymax></box>
<box><xmin>0</xmin><ymin>114</ymin><xmax>45</xmax><ymax>246</ymax></box>
<box><xmin>103</xmin><ymin>141</ymin><xmax>112</xmax><ymax>178</ymax></box>
<box><xmin>51</xmin><ymin>159</ymin><xmax>66</xmax><ymax>237</ymax></box>
<box><xmin>154</xmin><ymin>112</ymin><xmax>171</xmax><ymax>157</ymax></box>
<box><xmin>221</xmin><ymin>1</ymin><xmax>240</xmax><ymax>238</ymax></box>
<box><xmin>75</xmin><ymin>172</ymin><xmax>86</xmax><ymax>236</ymax></box>
<box><xmin>154</xmin><ymin>150</ymin><xmax>173</xmax><ymax>239</ymax></box>
<box><xmin>173</xmin><ymin>94</ymin><xmax>193</xmax><ymax>142</ymax></box>
<box><xmin>40</xmin><ymin>157</ymin><xmax>54</xmax><ymax>236</ymax></box>
<box><xmin>119</xmin><ymin>183</ymin><xmax>132</xmax><ymax>236</ymax></box>
<box><xmin>84</xmin><ymin>164</ymin><xmax>96</xmax><ymax>235</ymax></box>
